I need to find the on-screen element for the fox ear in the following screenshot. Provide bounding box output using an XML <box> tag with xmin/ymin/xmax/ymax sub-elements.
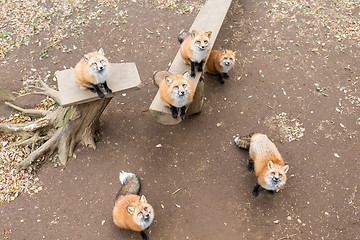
<box><xmin>126</xmin><ymin>205</ymin><xmax>135</xmax><ymax>214</ymax></box>
<box><xmin>283</xmin><ymin>165</ymin><xmax>289</xmax><ymax>173</ymax></box>
<box><xmin>206</xmin><ymin>31</ymin><xmax>212</xmax><ymax>38</ymax></box>
<box><xmin>221</xmin><ymin>49</ymin><xmax>226</xmax><ymax>54</ymax></box>
<box><xmin>267</xmin><ymin>160</ymin><xmax>274</xmax><ymax>169</ymax></box>
<box><xmin>191</xmin><ymin>30</ymin><xmax>198</xmax><ymax>38</ymax></box>
<box><xmin>233</xmin><ymin>51</ymin><xmax>237</xmax><ymax>55</ymax></box>
<box><xmin>139</xmin><ymin>195</ymin><xmax>147</xmax><ymax>203</ymax></box>
<box><xmin>165</xmin><ymin>76</ymin><xmax>172</xmax><ymax>85</ymax></box>
<box><xmin>98</xmin><ymin>48</ymin><xmax>104</xmax><ymax>56</ymax></box>
<box><xmin>83</xmin><ymin>54</ymin><xmax>90</xmax><ymax>61</ymax></box>
<box><xmin>182</xmin><ymin>71</ymin><xmax>190</xmax><ymax>79</ymax></box>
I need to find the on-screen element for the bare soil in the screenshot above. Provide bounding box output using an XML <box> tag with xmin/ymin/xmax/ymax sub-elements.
<box><xmin>1</xmin><ymin>0</ymin><xmax>359</xmax><ymax>239</ymax></box>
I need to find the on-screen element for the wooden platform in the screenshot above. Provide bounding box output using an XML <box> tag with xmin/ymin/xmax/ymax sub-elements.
<box><xmin>149</xmin><ymin>0</ymin><xmax>233</xmax><ymax>125</ymax></box>
<box><xmin>56</xmin><ymin>62</ymin><xmax>141</xmax><ymax>107</ymax></box>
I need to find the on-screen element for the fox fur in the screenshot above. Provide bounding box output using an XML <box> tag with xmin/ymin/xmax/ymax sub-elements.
<box><xmin>112</xmin><ymin>171</ymin><xmax>155</xmax><ymax>240</ymax></box>
<box><xmin>205</xmin><ymin>49</ymin><xmax>236</xmax><ymax>84</ymax></box>
<box><xmin>153</xmin><ymin>71</ymin><xmax>194</xmax><ymax>120</ymax></box>
<box><xmin>179</xmin><ymin>30</ymin><xmax>212</xmax><ymax>78</ymax></box>
<box><xmin>74</xmin><ymin>48</ymin><xmax>112</xmax><ymax>98</ymax></box>
<box><xmin>235</xmin><ymin>133</ymin><xmax>289</xmax><ymax>197</ymax></box>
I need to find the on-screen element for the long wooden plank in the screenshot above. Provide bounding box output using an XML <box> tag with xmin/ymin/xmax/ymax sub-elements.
<box><xmin>56</xmin><ymin>62</ymin><xmax>141</xmax><ymax>107</ymax></box>
<box><xmin>149</xmin><ymin>0</ymin><xmax>232</xmax><ymax>125</ymax></box>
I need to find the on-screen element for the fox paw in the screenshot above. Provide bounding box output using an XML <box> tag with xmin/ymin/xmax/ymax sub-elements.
<box><xmin>252</xmin><ymin>191</ymin><xmax>259</xmax><ymax>197</ymax></box>
<box><xmin>247</xmin><ymin>163</ymin><xmax>254</xmax><ymax>172</ymax></box>
<box><xmin>219</xmin><ymin>78</ymin><xmax>225</xmax><ymax>84</ymax></box>
<box><xmin>97</xmin><ymin>91</ymin><xmax>105</xmax><ymax>98</ymax></box>
<box><xmin>88</xmin><ymin>87</ymin><xmax>96</xmax><ymax>93</ymax></box>
<box><xmin>223</xmin><ymin>73</ymin><xmax>229</xmax><ymax>79</ymax></box>
<box><xmin>140</xmin><ymin>231</ymin><xmax>149</xmax><ymax>240</ymax></box>
<box><xmin>190</xmin><ymin>71</ymin><xmax>196</xmax><ymax>78</ymax></box>
<box><xmin>180</xmin><ymin>112</ymin><xmax>186</xmax><ymax>120</ymax></box>
<box><xmin>106</xmin><ymin>88</ymin><xmax>112</xmax><ymax>94</ymax></box>
<box><xmin>171</xmin><ymin>112</ymin><xmax>178</xmax><ymax>119</ymax></box>
<box><xmin>268</xmin><ymin>190</ymin><xmax>275</xmax><ymax>195</ymax></box>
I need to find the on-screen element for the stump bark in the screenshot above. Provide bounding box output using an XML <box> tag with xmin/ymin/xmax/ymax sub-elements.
<box><xmin>0</xmin><ymin>81</ymin><xmax>112</xmax><ymax>170</ymax></box>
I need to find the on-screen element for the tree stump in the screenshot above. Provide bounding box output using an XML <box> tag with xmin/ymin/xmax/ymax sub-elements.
<box><xmin>0</xmin><ymin>63</ymin><xmax>141</xmax><ymax>170</ymax></box>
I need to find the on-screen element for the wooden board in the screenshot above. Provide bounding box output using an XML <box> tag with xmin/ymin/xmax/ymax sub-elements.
<box><xmin>56</xmin><ymin>62</ymin><xmax>141</xmax><ymax>107</ymax></box>
<box><xmin>149</xmin><ymin>0</ymin><xmax>233</xmax><ymax>125</ymax></box>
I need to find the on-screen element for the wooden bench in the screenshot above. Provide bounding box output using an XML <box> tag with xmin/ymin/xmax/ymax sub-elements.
<box><xmin>56</xmin><ymin>62</ymin><xmax>141</xmax><ymax>107</ymax></box>
<box><xmin>149</xmin><ymin>0</ymin><xmax>233</xmax><ymax>125</ymax></box>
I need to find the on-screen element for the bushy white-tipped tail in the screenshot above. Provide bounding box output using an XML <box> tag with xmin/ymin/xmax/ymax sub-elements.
<box><xmin>234</xmin><ymin>134</ymin><xmax>253</xmax><ymax>150</ymax></box>
<box><xmin>119</xmin><ymin>171</ymin><xmax>136</xmax><ymax>185</ymax></box>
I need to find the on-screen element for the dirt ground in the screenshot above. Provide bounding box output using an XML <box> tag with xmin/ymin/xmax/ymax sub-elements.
<box><xmin>1</xmin><ymin>0</ymin><xmax>359</xmax><ymax>239</ymax></box>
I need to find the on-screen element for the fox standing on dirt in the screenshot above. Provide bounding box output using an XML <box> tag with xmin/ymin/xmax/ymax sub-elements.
<box><xmin>179</xmin><ymin>30</ymin><xmax>212</xmax><ymax>78</ymax></box>
<box><xmin>74</xmin><ymin>48</ymin><xmax>112</xmax><ymax>98</ymax></box>
<box><xmin>205</xmin><ymin>49</ymin><xmax>236</xmax><ymax>84</ymax></box>
<box><xmin>153</xmin><ymin>71</ymin><xmax>194</xmax><ymax>120</ymax></box>
<box><xmin>112</xmin><ymin>171</ymin><xmax>155</xmax><ymax>240</ymax></box>
<box><xmin>234</xmin><ymin>133</ymin><xmax>289</xmax><ymax>197</ymax></box>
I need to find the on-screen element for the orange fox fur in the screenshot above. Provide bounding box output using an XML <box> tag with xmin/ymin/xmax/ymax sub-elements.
<box><xmin>205</xmin><ymin>49</ymin><xmax>236</xmax><ymax>74</ymax></box>
<box><xmin>112</xmin><ymin>171</ymin><xmax>154</xmax><ymax>240</ymax></box>
<box><xmin>205</xmin><ymin>49</ymin><xmax>236</xmax><ymax>84</ymax></box>
<box><xmin>235</xmin><ymin>133</ymin><xmax>289</xmax><ymax>197</ymax></box>
<box><xmin>179</xmin><ymin>30</ymin><xmax>212</xmax><ymax>78</ymax></box>
<box><xmin>74</xmin><ymin>48</ymin><xmax>112</xmax><ymax>98</ymax></box>
<box><xmin>154</xmin><ymin>71</ymin><xmax>195</xmax><ymax>120</ymax></box>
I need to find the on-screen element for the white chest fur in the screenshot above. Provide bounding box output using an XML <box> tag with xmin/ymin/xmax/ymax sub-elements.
<box><xmin>90</xmin><ymin>68</ymin><xmax>109</xmax><ymax>85</ymax></box>
<box><xmin>190</xmin><ymin>45</ymin><xmax>209</xmax><ymax>63</ymax></box>
<box><xmin>263</xmin><ymin>176</ymin><xmax>284</xmax><ymax>191</ymax></box>
<box><xmin>220</xmin><ymin>62</ymin><xmax>233</xmax><ymax>73</ymax></box>
<box><xmin>171</xmin><ymin>91</ymin><xmax>190</xmax><ymax>108</ymax></box>
<box><xmin>137</xmin><ymin>211</ymin><xmax>154</xmax><ymax>230</ymax></box>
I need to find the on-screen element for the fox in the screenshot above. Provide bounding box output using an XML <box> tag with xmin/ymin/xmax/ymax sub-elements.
<box><xmin>178</xmin><ymin>30</ymin><xmax>212</xmax><ymax>78</ymax></box>
<box><xmin>153</xmin><ymin>71</ymin><xmax>194</xmax><ymax>120</ymax></box>
<box><xmin>205</xmin><ymin>49</ymin><xmax>236</xmax><ymax>84</ymax></box>
<box><xmin>74</xmin><ymin>48</ymin><xmax>112</xmax><ymax>98</ymax></box>
<box><xmin>112</xmin><ymin>171</ymin><xmax>155</xmax><ymax>240</ymax></box>
<box><xmin>234</xmin><ymin>133</ymin><xmax>289</xmax><ymax>197</ymax></box>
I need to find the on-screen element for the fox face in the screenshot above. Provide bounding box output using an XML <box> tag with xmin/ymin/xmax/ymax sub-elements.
<box><xmin>191</xmin><ymin>30</ymin><xmax>212</xmax><ymax>51</ymax></box>
<box><xmin>264</xmin><ymin>160</ymin><xmax>289</xmax><ymax>191</ymax></box>
<box><xmin>84</xmin><ymin>48</ymin><xmax>110</xmax><ymax>82</ymax></box>
<box><xmin>126</xmin><ymin>195</ymin><xmax>155</xmax><ymax>230</ymax></box>
<box><xmin>165</xmin><ymin>72</ymin><xmax>194</xmax><ymax>107</ymax></box>
<box><xmin>220</xmin><ymin>49</ymin><xmax>236</xmax><ymax>72</ymax></box>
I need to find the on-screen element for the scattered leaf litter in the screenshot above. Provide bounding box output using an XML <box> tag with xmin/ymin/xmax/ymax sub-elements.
<box><xmin>154</xmin><ymin>0</ymin><xmax>204</xmax><ymax>14</ymax></box>
<box><xmin>265</xmin><ymin>112</ymin><xmax>305</xmax><ymax>142</ymax></box>
<box><xmin>0</xmin><ymin>131</ymin><xmax>43</xmax><ymax>203</ymax></box>
<box><xmin>0</xmin><ymin>98</ymin><xmax>58</xmax><ymax>203</ymax></box>
<box><xmin>0</xmin><ymin>0</ymin><xmax>126</xmax><ymax>59</ymax></box>
<box><xmin>266</xmin><ymin>0</ymin><xmax>360</xmax><ymax>45</ymax></box>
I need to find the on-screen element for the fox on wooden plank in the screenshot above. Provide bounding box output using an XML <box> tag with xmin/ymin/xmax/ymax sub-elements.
<box><xmin>74</xmin><ymin>48</ymin><xmax>112</xmax><ymax>98</ymax></box>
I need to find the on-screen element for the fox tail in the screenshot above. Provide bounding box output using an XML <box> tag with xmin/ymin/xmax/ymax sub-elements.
<box><xmin>234</xmin><ymin>133</ymin><xmax>255</xmax><ymax>150</ymax></box>
<box><xmin>115</xmin><ymin>171</ymin><xmax>141</xmax><ymax>199</ymax></box>
<box><xmin>178</xmin><ymin>29</ymin><xmax>190</xmax><ymax>44</ymax></box>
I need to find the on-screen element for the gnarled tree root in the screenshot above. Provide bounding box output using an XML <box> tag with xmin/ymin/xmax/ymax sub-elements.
<box><xmin>0</xmin><ymin>81</ymin><xmax>112</xmax><ymax>171</ymax></box>
<box><xmin>15</xmin><ymin>97</ymin><xmax>111</xmax><ymax>170</ymax></box>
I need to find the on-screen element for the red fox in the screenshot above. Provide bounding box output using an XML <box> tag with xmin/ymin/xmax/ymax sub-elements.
<box><xmin>205</xmin><ymin>49</ymin><xmax>236</xmax><ymax>84</ymax></box>
<box><xmin>74</xmin><ymin>48</ymin><xmax>112</xmax><ymax>98</ymax></box>
<box><xmin>153</xmin><ymin>71</ymin><xmax>194</xmax><ymax>120</ymax></box>
<box><xmin>178</xmin><ymin>30</ymin><xmax>212</xmax><ymax>78</ymax></box>
<box><xmin>234</xmin><ymin>133</ymin><xmax>289</xmax><ymax>197</ymax></box>
<box><xmin>112</xmin><ymin>171</ymin><xmax>155</xmax><ymax>240</ymax></box>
